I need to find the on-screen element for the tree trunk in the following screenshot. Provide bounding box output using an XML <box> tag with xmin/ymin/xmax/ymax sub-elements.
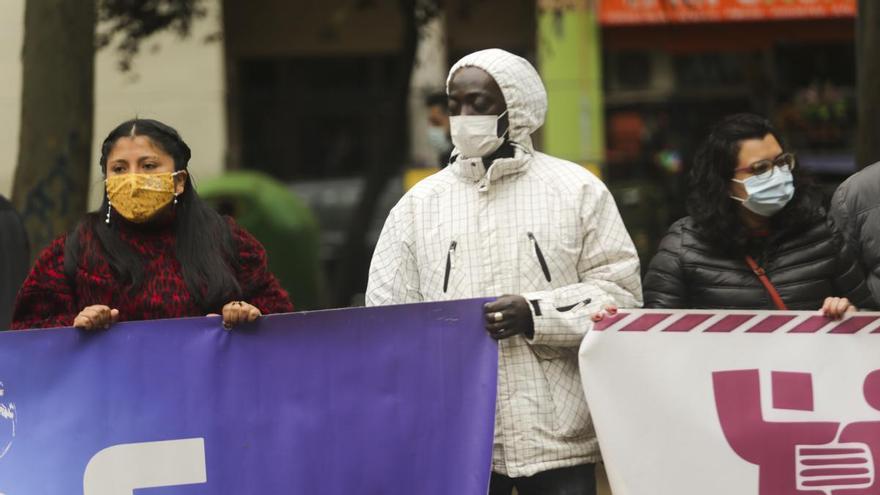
<box><xmin>221</xmin><ymin>0</ymin><xmax>243</xmax><ymax>171</ymax></box>
<box><xmin>12</xmin><ymin>0</ymin><xmax>95</xmax><ymax>255</ymax></box>
<box><xmin>333</xmin><ymin>0</ymin><xmax>421</xmax><ymax>306</ymax></box>
<box><xmin>856</xmin><ymin>0</ymin><xmax>880</xmax><ymax>169</ymax></box>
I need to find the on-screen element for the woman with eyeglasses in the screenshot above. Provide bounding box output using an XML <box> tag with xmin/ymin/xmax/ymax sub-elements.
<box><xmin>642</xmin><ymin>113</ymin><xmax>873</xmax><ymax>316</ymax></box>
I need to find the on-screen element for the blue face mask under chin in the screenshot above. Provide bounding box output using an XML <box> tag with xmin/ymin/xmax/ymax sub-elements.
<box><xmin>730</xmin><ymin>167</ymin><xmax>795</xmax><ymax>217</ymax></box>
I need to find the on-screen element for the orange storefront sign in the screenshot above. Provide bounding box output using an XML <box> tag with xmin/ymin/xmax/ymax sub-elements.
<box><xmin>599</xmin><ymin>0</ymin><xmax>856</xmax><ymax>25</ymax></box>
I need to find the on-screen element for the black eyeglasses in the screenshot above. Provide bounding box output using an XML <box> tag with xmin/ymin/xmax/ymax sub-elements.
<box><xmin>733</xmin><ymin>153</ymin><xmax>796</xmax><ymax>180</ymax></box>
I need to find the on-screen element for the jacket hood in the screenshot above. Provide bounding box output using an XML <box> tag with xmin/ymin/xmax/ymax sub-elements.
<box><xmin>446</xmin><ymin>49</ymin><xmax>547</xmax><ymax>147</ymax></box>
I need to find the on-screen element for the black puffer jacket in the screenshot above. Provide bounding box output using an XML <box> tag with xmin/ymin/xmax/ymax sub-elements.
<box><xmin>0</xmin><ymin>195</ymin><xmax>29</xmax><ymax>329</ymax></box>
<box><xmin>831</xmin><ymin>161</ymin><xmax>880</xmax><ymax>307</ymax></box>
<box><xmin>643</xmin><ymin>216</ymin><xmax>874</xmax><ymax>310</ymax></box>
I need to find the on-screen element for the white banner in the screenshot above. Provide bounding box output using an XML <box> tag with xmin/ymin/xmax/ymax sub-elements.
<box><xmin>579</xmin><ymin>309</ymin><xmax>880</xmax><ymax>495</ymax></box>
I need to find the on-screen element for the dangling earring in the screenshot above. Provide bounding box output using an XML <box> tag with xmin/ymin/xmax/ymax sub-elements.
<box><xmin>173</xmin><ymin>194</ymin><xmax>178</xmax><ymax>206</ymax></box>
<box><xmin>105</xmin><ymin>201</ymin><xmax>112</xmax><ymax>224</ymax></box>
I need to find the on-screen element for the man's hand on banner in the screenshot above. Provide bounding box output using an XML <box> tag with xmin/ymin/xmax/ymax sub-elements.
<box><xmin>484</xmin><ymin>295</ymin><xmax>534</xmax><ymax>340</ymax></box>
<box><xmin>821</xmin><ymin>297</ymin><xmax>856</xmax><ymax>320</ymax></box>
<box><xmin>73</xmin><ymin>305</ymin><xmax>120</xmax><ymax>330</ymax></box>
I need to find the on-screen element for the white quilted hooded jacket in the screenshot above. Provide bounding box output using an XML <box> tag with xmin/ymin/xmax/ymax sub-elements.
<box><xmin>366</xmin><ymin>49</ymin><xmax>642</xmax><ymax>477</ymax></box>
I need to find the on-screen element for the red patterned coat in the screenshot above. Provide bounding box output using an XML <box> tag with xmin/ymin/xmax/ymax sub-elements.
<box><xmin>11</xmin><ymin>218</ymin><xmax>293</xmax><ymax>330</ymax></box>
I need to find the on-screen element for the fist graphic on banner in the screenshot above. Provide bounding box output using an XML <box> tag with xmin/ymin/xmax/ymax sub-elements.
<box><xmin>714</xmin><ymin>369</ymin><xmax>880</xmax><ymax>495</ymax></box>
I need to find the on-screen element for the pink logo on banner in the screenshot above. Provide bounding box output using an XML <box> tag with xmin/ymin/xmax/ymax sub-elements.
<box><xmin>713</xmin><ymin>369</ymin><xmax>880</xmax><ymax>494</ymax></box>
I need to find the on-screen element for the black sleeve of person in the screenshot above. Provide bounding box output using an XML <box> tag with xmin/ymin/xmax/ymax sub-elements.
<box><xmin>643</xmin><ymin>221</ymin><xmax>688</xmax><ymax>309</ymax></box>
<box><xmin>828</xmin><ymin>218</ymin><xmax>877</xmax><ymax>310</ymax></box>
<box><xmin>0</xmin><ymin>195</ymin><xmax>30</xmax><ymax>329</ymax></box>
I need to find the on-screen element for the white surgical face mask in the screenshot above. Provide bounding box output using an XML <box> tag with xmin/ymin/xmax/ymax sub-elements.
<box><xmin>449</xmin><ymin>110</ymin><xmax>508</xmax><ymax>158</ymax></box>
<box><xmin>730</xmin><ymin>167</ymin><xmax>795</xmax><ymax>217</ymax></box>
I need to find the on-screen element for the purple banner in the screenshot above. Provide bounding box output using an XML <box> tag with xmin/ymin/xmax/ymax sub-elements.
<box><xmin>0</xmin><ymin>299</ymin><xmax>497</xmax><ymax>494</ymax></box>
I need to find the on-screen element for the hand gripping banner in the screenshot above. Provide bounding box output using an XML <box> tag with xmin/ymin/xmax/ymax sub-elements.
<box><xmin>580</xmin><ymin>309</ymin><xmax>880</xmax><ymax>495</ymax></box>
<box><xmin>0</xmin><ymin>299</ymin><xmax>497</xmax><ymax>494</ymax></box>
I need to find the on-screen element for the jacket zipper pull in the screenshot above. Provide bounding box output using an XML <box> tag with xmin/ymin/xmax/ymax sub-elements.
<box><xmin>527</xmin><ymin>232</ymin><xmax>552</xmax><ymax>282</ymax></box>
<box><xmin>555</xmin><ymin>298</ymin><xmax>593</xmax><ymax>313</ymax></box>
<box><xmin>443</xmin><ymin>240</ymin><xmax>457</xmax><ymax>293</ymax></box>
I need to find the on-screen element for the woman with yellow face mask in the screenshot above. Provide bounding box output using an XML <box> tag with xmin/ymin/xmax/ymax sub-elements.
<box><xmin>10</xmin><ymin>119</ymin><xmax>293</xmax><ymax>330</ymax></box>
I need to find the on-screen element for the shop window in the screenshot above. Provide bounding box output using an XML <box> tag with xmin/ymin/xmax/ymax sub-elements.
<box><xmin>673</xmin><ymin>53</ymin><xmax>752</xmax><ymax>90</ymax></box>
<box><xmin>238</xmin><ymin>56</ymin><xmax>399</xmax><ymax>181</ymax></box>
<box><xmin>606</xmin><ymin>52</ymin><xmax>654</xmax><ymax>91</ymax></box>
<box><xmin>772</xmin><ymin>42</ymin><xmax>856</xmax><ymax>171</ymax></box>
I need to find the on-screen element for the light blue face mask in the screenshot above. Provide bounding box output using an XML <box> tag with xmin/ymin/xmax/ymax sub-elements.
<box><xmin>427</xmin><ymin>126</ymin><xmax>452</xmax><ymax>154</ymax></box>
<box><xmin>730</xmin><ymin>167</ymin><xmax>795</xmax><ymax>217</ymax></box>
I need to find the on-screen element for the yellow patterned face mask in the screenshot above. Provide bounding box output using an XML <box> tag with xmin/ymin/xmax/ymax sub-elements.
<box><xmin>105</xmin><ymin>171</ymin><xmax>182</xmax><ymax>223</ymax></box>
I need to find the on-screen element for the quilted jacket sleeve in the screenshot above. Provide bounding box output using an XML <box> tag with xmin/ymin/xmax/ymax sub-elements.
<box><xmin>523</xmin><ymin>185</ymin><xmax>643</xmax><ymax>348</ymax></box>
<box><xmin>830</xmin><ymin>180</ymin><xmax>856</xmax><ymax>257</ymax></box>
<box><xmin>365</xmin><ymin>202</ymin><xmax>423</xmax><ymax>306</ymax></box>
<box><xmin>830</xmin><ymin>175</ymin><xmax>880</xmax><ymax>308</ymax></box>
<box><xmin>828</xmin><ymin>219</ymin><xmax>876</xmax><ymax>310</ymax></box>
<box><xmin>643</xmin><ymin>220</ymin><xmax>688</xmax><ymax>309</ymax></box>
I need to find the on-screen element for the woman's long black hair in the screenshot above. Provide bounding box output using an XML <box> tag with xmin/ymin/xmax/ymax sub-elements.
<box><xmin>687</xmin><ymin>113</ymin><xmax>825</xmax><ymax>255</ymax></box>
<box><xmin>64</xmin><ymin>118</ymin><xmax>241</xmax><ymax>312</ymax></box>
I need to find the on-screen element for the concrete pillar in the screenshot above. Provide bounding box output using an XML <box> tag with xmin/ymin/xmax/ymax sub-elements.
<box><xmin>408</xmin><ymin>13</ymin><xmax>449</xmax><ymax>168</ymax></box>
<box><xmin>0</xmin><ymin>0</ymin><xmax>26</xmax><ymax>198</ymax></box>
<box><xmin>537</xmin><ymin>0</ymin><xmax>605</xmax><ymax>178</ymax></box>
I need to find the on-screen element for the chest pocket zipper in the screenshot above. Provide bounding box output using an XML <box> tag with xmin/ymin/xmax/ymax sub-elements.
<box><xmin>443</xmin><ymin>240</ymin><xmax>457</xmax><ymax>293</ymax></box>
<box><xmin>527</xmin><ymin>232</ymin><xmax>552</xmax><ymax>282</ymax></box>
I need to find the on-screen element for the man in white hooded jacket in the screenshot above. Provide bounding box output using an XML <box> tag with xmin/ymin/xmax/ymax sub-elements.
<box><xmin>366</xmin><ymin>49</ymin><xmax>642</xmax><ymax>494</ymax></box>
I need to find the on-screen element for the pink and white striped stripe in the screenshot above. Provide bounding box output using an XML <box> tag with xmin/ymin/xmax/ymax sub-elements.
<box><xmin>592</xmin><ymin>310</ymin><xmax>880</xmax><ymax>335</ymax></box>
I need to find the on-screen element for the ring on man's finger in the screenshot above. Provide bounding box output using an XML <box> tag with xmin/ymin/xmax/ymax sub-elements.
<box><xmin>493</xmin><ymin>311</ymin><xmax>504</xmax><ymax>322</ymax></box>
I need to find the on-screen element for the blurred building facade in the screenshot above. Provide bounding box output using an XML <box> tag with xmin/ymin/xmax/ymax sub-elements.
<box><xmin>0</xmin><ymin>0</ymin><xmax>860</xmax><ymax>297</ymax></box>
<box><xmin>0</xmin><ymin>0</ymin><xmax>226</xmax><ymax>209</ymax></box>
<box><xmin>220</xmin><ymin>0</ymin><xmax>858</xmax><ymax>274</ymax></box>
<box><xmin>596</xmin><ymin>0</ymin><xmax>858</xmax><ymax>267</ymax></box>
<box><xmin>222</xmin><ymin>0</ymin><xmax>537</xmax><ymax>179</ymax></box>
